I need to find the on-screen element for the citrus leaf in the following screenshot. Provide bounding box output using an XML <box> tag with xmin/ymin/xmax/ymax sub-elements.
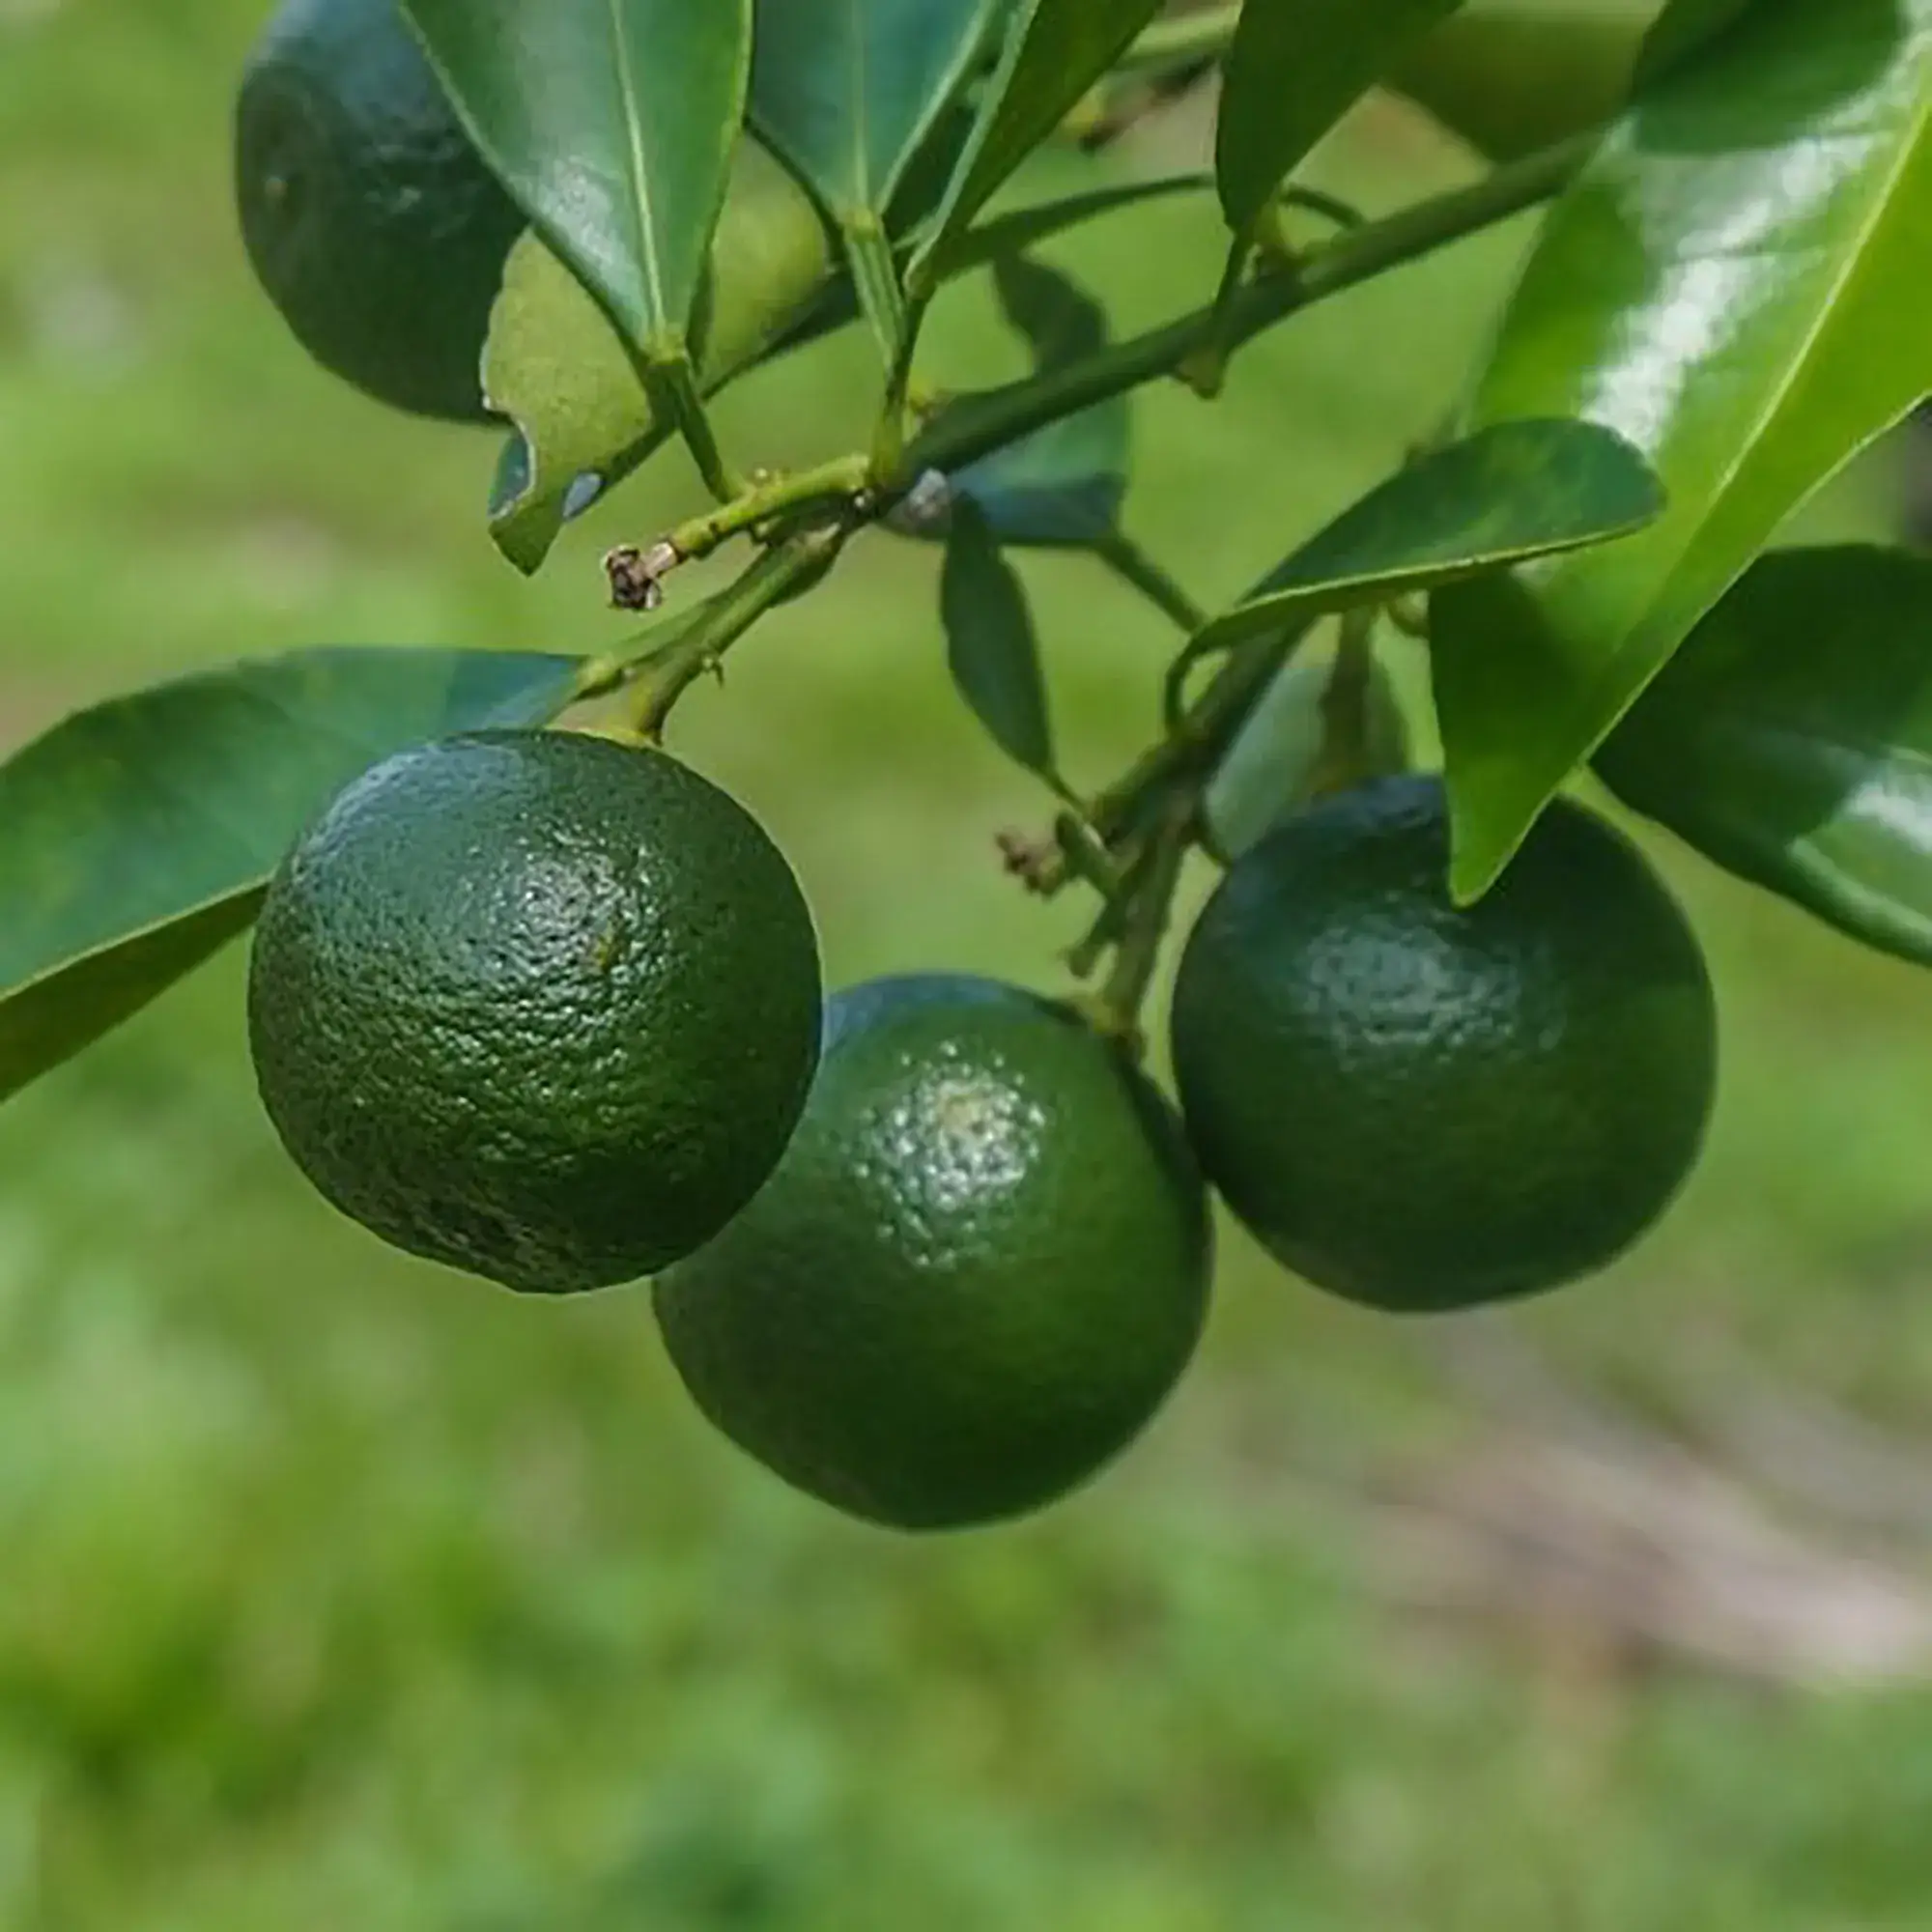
<box><xmin>1204</xmin><ymin>638</ymin><xmax>1409</xmax><ymax>863</ymax></box>
<box><xmin>952</xmin><ymin>256</ymin><xmax>1128</xmax><ymax>547</ymax></box>
<box><xmin>402</xmin><ymin>0</ymin><xmax>751</xmax><ymax>354</ymax></box>
<box><xmin>1217</xmin><ymin>0</ymin><xmax>1463</xmax><ymax>237</ymax></box>
<box><xmin>1596</xmin><ymin>546</ymin><xmax>1932</xmax><ymax>968</ymax></box>
<box><xmin>483</xmin><ymin>158</ymin><xmax>1189</xmax><ymax>575</ymax></box>
<box><xmin>948</xmin><ymin>172</ymin><xmax>1214</xmax><ymax>272</ymax></box>
<box><xmin>1637</xmin><ymin>0</ymin><xmax>1761</xmax><ymax>81</ymax></box>
<box><xmin>0</xmin><ymin>648</ymin><xmax>582</xmax><ymax>1103</ymax></box>
<box><xmin>484</xmin><ymin>142</ymin><xmax>838</xmax><ymax>574</ymax></box>
<box><xmin>907</xmin><ymin>0</ymin><xmax>1169</xmax><ymax>293</ymax></box>
<box><xmin>1433</xmin><ymin>0</ymin><xmax>1932</xmax><ymax>902</ymax></box>
<box><xmin>940</xmin><ymin>499</ymin><xmax>1057</xmax><ymax>780</ymax></box>
<box><xmin>751</xmin><ymin>0</ymin><xmax>1004</xmax><ymax>226</ymax></box>
<box><xmin>1174</xmin><ymin>420</ymin><xmax>1662</xmax><ymax>683</ymax></box>
<box><xmin>1386</xmin><ymin>1</ymin><xmax>1643</xmax><ymax>161</ymax></box>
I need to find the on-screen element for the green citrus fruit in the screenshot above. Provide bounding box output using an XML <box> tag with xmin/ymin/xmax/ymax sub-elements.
<box><xmin>655</xmin><ymin>975</ymin><xmax>1212</xmax><ymax>1530</ymax></box>
<box><xmin>1171</xmin><ymin>776</ymin><xmax>1717</xmax><ymax>1313</ymax></box>
<box><xmin>248</xmin><ymin>731</ymin><xmax>822</xmax><ymax>1294</ymax></box>
<box><xmin>235</xmin><ymin>0</ymin><xmax>524</xmax><ymax>423</ymax></box>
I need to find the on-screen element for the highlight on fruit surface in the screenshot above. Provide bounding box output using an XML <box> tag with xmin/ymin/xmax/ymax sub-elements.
<box><xmin>655</xmin><ymin>975</ymin><xmax>1213</xmax><ymax>1531</ymax></box>
<box><xmin>247</xmin><ymin>729</ymin><xmax>824</xmax><ymax>1294</ymax></box>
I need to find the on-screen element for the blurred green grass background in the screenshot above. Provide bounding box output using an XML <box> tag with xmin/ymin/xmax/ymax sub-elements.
<box><xmin>5</xmin><ymin>4</ymin><xmax>1932</xmax><ymax>1925</ymax></box>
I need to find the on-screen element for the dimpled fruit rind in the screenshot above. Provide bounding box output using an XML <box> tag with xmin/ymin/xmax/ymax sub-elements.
<box><xmin>235</xmin><ymin>0</ymin><xmax>524</xmax><ymax>422</ymax></box>
<box><xmin>655</xmin><ymin>975</ymin><xmax>1213</xmax><ymax>1530</ymax></box>
<box><xmin>248</xmin><ymin>730</ymin><xmax>823</xmax><ymax>1293</ymax></box>
<box><xmin>1171</xmin><ymin>776</ymin><xmax>1717</xmax><ymax>1314</ymax></box>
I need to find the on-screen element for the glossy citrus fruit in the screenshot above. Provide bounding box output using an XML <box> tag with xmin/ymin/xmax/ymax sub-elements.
<box><xmin>656</xmin><ymin>975</ymin><xmax>1212</xmax><ymax>1529</ymax></box>
<box><xmin>1171</xmin><ymin>776</ymin><xmax>1717</xmax><ymax>1313</ymax></box>
<box><xmin>235</xmin><ymin>0</ymin><xmax>523</xmax><ymax>422</ymax></box>
<box><xmin>248</xmin><ymin>731</ymin><xmax>822</xmax><ymax>1293</ymax></box>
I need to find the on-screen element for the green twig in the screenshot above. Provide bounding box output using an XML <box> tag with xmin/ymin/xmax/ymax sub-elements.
<box><xmin>1091</xmin><ymin>795</ymin><xmax>1197</xmax><ymax>1048</ymax></box>
<box><xmin>1094</xmin><ymin>531</ymin><xmax>1209</xmax><ymax>635</ymax></box>
<box><xmin>626</xmin><ymin>525</ymin><xmax>850</xmax><ymax>740</ymax></box>
<box><xmin>901</xmin><ymin>133</ymin><xmax>1592</xmax><ymax>487</ymax></box>
<box><xmin>670</xmin><ymin>454</ymin><xmax>870</xmax><ymax>564</ymax></box>
<box><xmin>647</xmin><ymin>353</ymin><xmax>745</xmax><ymax>504</ymax></box>
<box><xmin>1021</xmin><ymin>619</ymin><xmax>1307</xmax><ymax>899</ymax></box>
<box><xmin>605</xmin><ymin>453</ymin><xmax>872</xmax><ymax>611</ymax></box>
<box><xmin>1314</xmin><ymin>607</ymin><xmax>1377</xmax><ymax>796</ymax></box>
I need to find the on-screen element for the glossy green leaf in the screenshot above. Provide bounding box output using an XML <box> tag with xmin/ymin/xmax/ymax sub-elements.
<box><xmin>1433</xmin><ymin>0</ymin><xmax>1932</xmax><ymax>902</ymax></box>
<box><xmin>1176</xmin><ymin>420</ymin><xmax>1662</xmax><ymax>682</ymax></box>
<box><xmin>907</xmin><ymin>0</ymin><xmax>1168</xmax><ymax>292</ymax></box>
<box><xmin>484</xmin><ymin>142</ymin><xmax>838</xmax><ymax>574</ymax></box>
<box><xmin>1597</xmin><ymin>546</ymin><xmax>1932</xmax><ymax>967</ymax></box>
<box><xmin>952</xmin><ymin>256</ymin><xmax>1129</xmax><ymax>546</ymax></box>
<box><xmin>403</xmin><ymin>0</ymin><xmax>751</xmax><ymax>354</ymax></box>
<box><xmin>1637</xmin><ymin>0</ymin><xmax>1760</xmax><ymax>80</ymax></box>
<box><xmin>751</xmin><ymin>0</ymin><xmax>1002</xmax><ymax>224</ymax></box>
<box><xmin>940</xmin><ymin>500</ymin><xmax>1057</xmax><ymax>780</ymax></box>
<box><xmin>1387</xmin><ymin>1</ymin><xmax>1642</xmax><ymax>160</ymax></box>
<box><xmin>0</xmin><ymin>649</ymin><xmax>582</xmax><ymax>1103</ymax></box>
<box><xmin>751</xmin><ymin>0</ymin><xmax>1003</xmax><ymax>362</ymax></box>
<box><xmin>1217</xmin><ymin>0</ymin><xmax>1462</xmax><ymax>236</ymax></box>
<box><xmin>1204</xmin><ymin>636</ymin><xmax>1409</xmax><ymax>862</ymax></box>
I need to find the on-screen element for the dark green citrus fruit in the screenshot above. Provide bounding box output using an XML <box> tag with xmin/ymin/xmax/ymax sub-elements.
<box><xmin>1171</xmin><ymin>776</ymin><xmax>1716</xmax><ymax>1314</ymax></box>
<box><xmin>656</xmin><ymin>975</ymin><xmax>1212</xmax><ymax>1530</ymax></box>
<box><xmin>235</xmin><ymin>0</ymin><xmax>524</xmax><ymax>422</ymax></box>
<box><xmin>248</xmin><ymin>731</ymin><xmax>822</xmax><ymax>1294</ymax></box>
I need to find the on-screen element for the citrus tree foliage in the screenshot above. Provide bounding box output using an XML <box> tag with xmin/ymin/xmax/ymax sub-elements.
<box><xmin>5</xmin><ymin>2</ymin><xmax>1930</xmax><ymax>1441</ymax></box>
<box><xmin>13</xmin><ymin>0</ymin><xmax>1928</xmax><ymax>1107</ymax></box>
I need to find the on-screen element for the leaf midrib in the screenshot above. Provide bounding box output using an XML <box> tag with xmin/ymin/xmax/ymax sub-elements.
<box><xmin>1590</xmin><ymin>18</ymin><xmax>1932</xmax><ymax>710</ymax></box>
<box><xmin>607</xmin><ymin>0</ymin><xmax>670</xmax><ymax>333</ymax></box>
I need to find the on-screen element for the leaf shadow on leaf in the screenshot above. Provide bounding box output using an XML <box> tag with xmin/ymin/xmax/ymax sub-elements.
<box><xmin>1636</xmin><ymin>0</ymin><xmax>1901</xmax><ymax>152</ymax></box>
<box><xmin>1597</xmin><ymin>544</ymin><xmax>1932</xmax><ymax>963</ymax></box>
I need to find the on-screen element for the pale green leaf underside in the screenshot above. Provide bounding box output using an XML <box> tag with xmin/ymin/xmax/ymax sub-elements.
<box><xmin>484</xmin><ymin>142</ymin><xmax>838</xmax><ymax>573</ymax></box>
<box><xmin>405</xmin><ymin>0</ymin><xmax>751</xmax><ymax>350</ymax></box>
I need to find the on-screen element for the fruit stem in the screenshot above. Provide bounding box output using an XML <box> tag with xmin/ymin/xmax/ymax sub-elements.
<box><xmin>627</xmin><ymin>524</ymin><xmax>851</xmax><ymax>740</ymax></box>
<box><xmin>1091</xmin><ymin>794</ymin><xmax>1197</xmax><ymax>1050</ymax></box>
<box><xmin>1104</xmin><ymin>622</ymin><xmax>1311</xmax><ymax>832</ymax></box>
<box><xmin>1094</xmin><ymin>531</ymin><xmax>1208</xmax><ymax>635</ymax></box>
<box><xmin>897</xmin><ymin>132</ymin><xmax>1593</xmax><ymax>488</ymax></box>
<box><xmin>1015</xmin><ymin>619</ymin><xmax>1311</xmax><ymax>899</ymax></box>
<box><xmin>1310</xmin><ymin>607</ymin><xmax>1378</xmax><ymax>799</ymax></box>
